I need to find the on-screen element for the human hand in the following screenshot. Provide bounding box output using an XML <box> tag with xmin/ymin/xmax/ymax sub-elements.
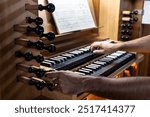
<box><xmin>45</xmin><ymin>71</ymin><xmax>87</xmax><ymax>94</ymax></box>
<box><xmin>90</xmin><ymin>41</ymin><xmax>121</xmax><ymax>54</ymax></box>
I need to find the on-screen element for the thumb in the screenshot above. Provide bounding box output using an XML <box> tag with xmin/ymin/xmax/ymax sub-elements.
<box><xmin>93</xmin><ymin>50</ymin><xmax>105</xmax><ymax>54</ymax></box>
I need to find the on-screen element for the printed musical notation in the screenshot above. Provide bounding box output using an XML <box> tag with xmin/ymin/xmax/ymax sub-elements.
<box><xmin>48</xmin><ymin>0</ymin><xmax>96</xmax><ymax>34</ymax></box>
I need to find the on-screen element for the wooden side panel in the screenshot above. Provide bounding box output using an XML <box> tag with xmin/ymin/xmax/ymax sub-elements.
<box><xmin>99</xmin><ymin>0</ymin><xmax>120</xmax><ymax>41</ymax></box>
<box><xmin>0</xmin><ymin>0</ymin><xmax>41</xmax><ymax>99</ymax></box>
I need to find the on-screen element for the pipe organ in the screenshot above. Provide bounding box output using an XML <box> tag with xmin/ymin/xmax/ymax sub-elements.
<box><xmin>0</xmin><ymin>0</ymin><xmax>145</xmax><ymax>100</ymax></box>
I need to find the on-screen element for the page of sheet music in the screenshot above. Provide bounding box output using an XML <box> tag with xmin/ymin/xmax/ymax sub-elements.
<box><xmin>48</xmin><ymin>0</ymin><xmax>96</xmax><ymax>34</ymax></box>
<box><xmin>142</xmin><ymin>1</ymin><xmax>150</xmax><ymax>24</ymax></box>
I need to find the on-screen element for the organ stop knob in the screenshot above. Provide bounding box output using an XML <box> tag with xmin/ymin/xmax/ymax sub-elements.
<box><xmin>14</xmin><ymin>25</ymin><xmax>44</xmax><ymax>36</ymax></box>
<box><xmin>25</xmin><ymin>3</ymin><xmax>55</xmax><ymax>13</ymax></box>
<box><xmin>26</xmin><ymin>17</ymin><xmax>43</xmax><ymax>25</ymax></box>
<box><xmin>17</xmin><ymin>76</ymin><xmax>55</xmax><ymax>91</ymax></box>
<box><xmin>16</xmin><ymin>64</ymin><xmax>46</xmax><ymax>78</ymax></box>
<box><xmin>15</xmin><ymin>39</ymin><xmax>56</xmax><ymax>52</ymax></box>
<box><xmin>15</xmin><ymin>51</ymin><xmax>44</xmax><ymax>63</ymax></box>
<box><xmin>40</xmin><ymin>32</ymin><xmax>55</xmax><ymax>41</ymax></box>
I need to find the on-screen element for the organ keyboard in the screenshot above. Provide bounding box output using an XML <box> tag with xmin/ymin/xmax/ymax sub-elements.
<box><xmin>41</xmin><ymin>44</ymin><xmax>136</xmax><ymax>77</ymax></box>
<box><xmin>74</xmin><ymin>51</ymin><xmax>136</xmax><ymax>76</ymax></box>
<box><xmin>41</xmin><ymin>45</ymin><xmax>100</xmax><ymax>70</ymax></box>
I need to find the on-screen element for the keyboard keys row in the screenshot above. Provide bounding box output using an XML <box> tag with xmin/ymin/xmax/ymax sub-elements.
<box><xmin>76</xmin><ymin>51</ymin><xmax>133</xmax><ymax>76</ymax></box>
<box><xmin>41</xmin><ymin>45</ymin><xmax>100</xmax><ymax>69</ymax></box>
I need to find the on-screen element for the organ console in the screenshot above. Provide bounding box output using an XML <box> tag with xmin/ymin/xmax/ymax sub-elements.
<box><xmin>25</xmin><ymin>3</ymin><xmax>55</xmax><ymax>13</ymax></box>
<box><xmin>15</xmin><ymin>51</ymin><xmax>44</xmax><ymax>63</ymax></box>
<box><xmin>17</xmin><ymin>76</ymin><xmax>55</xmax><ymax>91</ymax></box>
<box><xmin>15</xmin><ymin>39</ymin><xmax>56</xmax><ymax>52</ymax></box>
<box><xmin>26</xmin><ymin>17</ymin><xmax>43</xmax><ymax>25</ymax></box>
<box><xmin>14</xmin><ymin>25</ymin><xmax>44</xmax><ymax>36</ymax></box>
<box><xmin>0</xmin><ymin>0</ymin><xmax>144</xmax><ymax>100</ymax></box>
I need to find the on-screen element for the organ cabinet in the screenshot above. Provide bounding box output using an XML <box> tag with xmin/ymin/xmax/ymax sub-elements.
<box><xmin>0</xmin><ymin>0</ymin><xmax>145</xmax><ymax>100</ymax></box>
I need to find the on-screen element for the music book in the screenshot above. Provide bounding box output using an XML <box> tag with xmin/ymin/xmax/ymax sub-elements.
<box><xmin>47</xmin><ymin>0</ymin><xmax>96</xmax><ymax>34</ymax></box>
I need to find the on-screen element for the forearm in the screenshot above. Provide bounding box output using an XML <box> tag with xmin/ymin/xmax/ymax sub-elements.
<box><xmin>118</xmin><ymin>35</ymin><xmax>150</xmax><ymax>53</ymax></box>
<box><xmin>82</xmin><ymin>76</ymin><xmax>150</xmax><ymax>99</ymax></box>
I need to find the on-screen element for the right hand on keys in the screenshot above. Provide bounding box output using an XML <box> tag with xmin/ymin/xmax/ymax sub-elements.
<box><xmin>90</xmin><ymin>41</ymin><xmax>122</xmax><ymax>54</ymax></box>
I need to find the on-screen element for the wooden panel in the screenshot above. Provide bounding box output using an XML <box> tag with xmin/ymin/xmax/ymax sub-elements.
<box><xmin>0</xmin><ymin>0</ymin><xmax>41</xmax><ymax>99</ymax></box>
<box><xmin>119</xmin><ymin>0</ymin><xmax>143</xmax><ymax>40</ymax></box>
<box><xmin>99</xmin><ymin>0</ymin><xmax>120</xmax><ymax>41</ymax></box>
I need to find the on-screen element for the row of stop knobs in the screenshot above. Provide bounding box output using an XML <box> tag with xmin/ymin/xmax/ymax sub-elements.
<box><xmin>15</xmin><ymin>3</ymin><xmax>56</xmax><ymax>91</ymax></box>
<box><xmin>120</xmin><ymin>10</ymin><xmax>138</xmax><ymax>41</ymax></box>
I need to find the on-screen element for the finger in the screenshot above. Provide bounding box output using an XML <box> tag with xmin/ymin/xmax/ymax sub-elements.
<box><xmin>90</xmin><ymin>42</ymin><xmax>99</xmax><ymax>51</ymax></box>
<box><xmin>93</xmin><ymin>50</ymin><xmax>105</xmax><ymax>54</ymax></box>
<box><xmin>91</xmin><ymin>42</ymin><xmax>103</xmax><ymax>51</ymax></box>
<box><xmin>45</xmin><ymin>71</ymin><xmax>60</xmax><ymax>78</ymax></box>
<box><xmin>47</xmin><ymin>75</ymin><xmax>61</xmax><ymax>91</ymax></box>
<box><xmin>90</xmin><ymin>45</ymin><xmax>98</xmax><ymax>51</ymax></box>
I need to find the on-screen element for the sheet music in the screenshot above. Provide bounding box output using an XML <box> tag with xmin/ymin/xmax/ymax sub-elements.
<box><xmin>48</xmin><ymin>0</ymin><xmax>96</xmax><ymax>34</ymax></box>
<box><xmin>142</xmin><ymin>0</ymin><xmax>150</xmax><ymax>24</ymax></box>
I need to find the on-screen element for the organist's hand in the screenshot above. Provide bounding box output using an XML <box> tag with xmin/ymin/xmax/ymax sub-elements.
<box><xmin>45</xmin><ymin>71</ymin><xmax>87</xmax><ymax>94</ymax></box>
<box><xmin>90</xmin><ymin>41</ymin><xmax>121</xmax><ymax>54</ymax></box>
